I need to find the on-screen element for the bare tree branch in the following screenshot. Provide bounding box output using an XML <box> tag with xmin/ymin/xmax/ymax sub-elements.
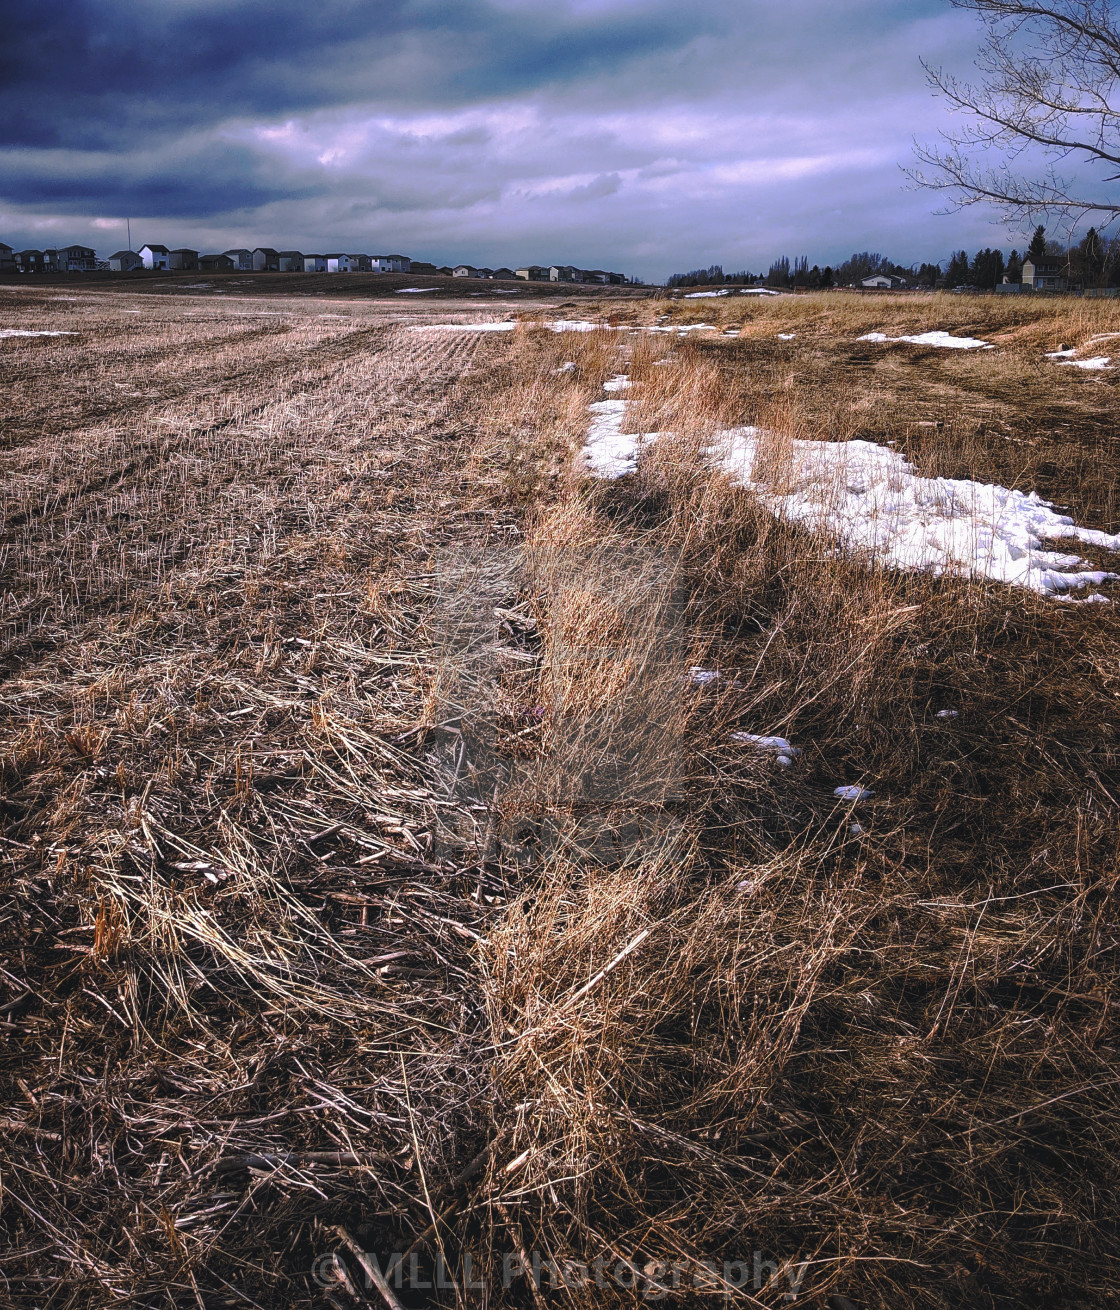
<box><xmin>910</xmin><ymin>0</ymin><xmax>1120</xmax><ymax>233</ymax></box>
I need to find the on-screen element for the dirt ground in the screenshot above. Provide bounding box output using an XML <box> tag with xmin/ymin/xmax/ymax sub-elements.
<box><xmin>2</xmin><ymin>285</ymin><xmax>1119</xmax><ymax>1309</ymax></box>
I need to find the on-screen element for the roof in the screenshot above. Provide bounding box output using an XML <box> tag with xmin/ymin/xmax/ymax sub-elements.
<box><xmin>278</xmin><ymin>250</ymin><xmax>304</xmax><ymax>257</ymax></box>
<box><xmin>324</xmin><ymin>252</ymin><xmax>349</xmax><ymax>258</ymax></box>
<box><xmin>171</xmin><ymin>248</ymin><xmax>198</xmax><ymax>254</ymax></box>
<box><xmin>108</xmin><ymin>250</ymin><xmax>139</xmax><ymax>259</ymax></box>
<box><xmin>253</xmin><ymin>247</ymin><xmax>279</xmax><ymax>255</ymax></box>
<box><xmin>142</xmin><ymin>244</ymin><xmax>170</xmax><ymax>253</ymax></box>
<box><xmin>223</xmin><ymin>248</ymin><xmax>251</xmax><ymax>255</ymax></box>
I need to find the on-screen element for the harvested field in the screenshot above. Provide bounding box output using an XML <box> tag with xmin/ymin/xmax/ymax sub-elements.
<box><xmin>2</xmin><ymin>286</ymin><xmax>1120</xmax><ymax>1308</ymax></box>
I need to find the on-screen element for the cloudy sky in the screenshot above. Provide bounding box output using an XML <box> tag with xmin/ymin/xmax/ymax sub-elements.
<box><xmin>0</xmin><ymin>0</ymin><xmax>1025</xmax><ymax>280</ymax></box>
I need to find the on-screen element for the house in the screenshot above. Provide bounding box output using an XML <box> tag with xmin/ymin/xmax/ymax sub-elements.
<box><xmin>0</xmin><ymin>242</ymin><xmax>14</xmax><ymax>272</ymax></box>
<box><xmin>453</xmin><ymin>265</ymin><xmax>482</xmax><ymax>278</ymax></box>
<box><xmin>223</xmin><ymin>249</ymin><xmax>254</xmax><ymax>270</ymax></box>
<box><xmin>371</xmin><ymin>254</ymin><xmax>411</xmax><ymax>273</ymax></box>
<box><xmin>140</xmin><ymin>244</ymin><xmax>171</xmax><ymax>270</ymax></box>
<box><xmin>516</xmin><ymin>265</ymin><xmax>549</xmax><ymax>281</ymax></box>
<box><xmin>252</xmin><ymin>247</ymin><xmax>279</xmax><ymax>271</ymax></box>
<box><xmin>1021</xmin><ymin>258</ymin><xmax>1069</xmax><ymax>291</ymax></box>
<box><xmin>550</xmin><ymin>265</ymin><xmax>583</xmax><ymax>283</ymax></box>
<box><xmin>325</xmin><ymin>253</ymin><xmax>353</xmax><ymax>273</ymax></box>
<box><xmin>348</xmin><ymin>254</ymin><xmax>372</xmax><ymax>272</ymax></box>
<box><xmin>438</xmin><ymin>266</ymin><xmax>455</xmax><ymax>276</ymax></box>
<box><xmin>14</xmin><ymin>249</ymin><xmax>46</xmax><ymax>273</ymax></box>
<box><xmin>492</xmin><ymin>267</ymin><xmax>516</xmax><ymax>281</ymax></box>
<box><xmin>861</xmin><ymin>273</ymin><xmax>907</xmax><ymax>290</ymax></box>
<box><xmin>277</xmin><ymin>250</ymin><xmax>304</xmax><ymax>272</ymax></box>
<box><xmin>52</xmin><ymin>244</ymin><xmax>98</xmax><ymax>272</ymax></box>
<box><xmin>303</xmin><ymin>254</ymin><xmax>327</xmax><ymax>273</ymax></box>
<box><xmin>169</xmin><ymin>248</ymin><xmax>199</xmax><ymax>271</ymax></box>
<box><xmin>476</xmin><ymin>267</ymin><xmax>495</xmax><ymax>278</ymax></box>
<box><xmin>409</xmin><ymin>261</ymin><xmax>440</xmax><ymax>275</ymax></box>
<box><xmin>199</xmin><ymin>253</ymin><xmax>235</xmax><ymax>272</ymax></box>
<box><xmin>108</xmin><ymin>250</ymin><xmax>143</xmax><ymax>272</ymax></box>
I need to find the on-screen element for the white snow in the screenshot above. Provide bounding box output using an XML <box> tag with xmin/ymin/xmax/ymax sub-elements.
<box><xmin>1057</xmin><ymin>356</ymin><xmax>1112</xmax><ymax>370</ymax></box>
<box><xmin>411</xmin><ymin>321</ymin><xmax>516</xmax><ymax>332</ymax></box>
<box><xmin>395</xmin><ymin>287</ymin><xmax>437</xmax><ymax>293</ymax></box>
<box><xmin>578</xmin><ymin>388</ymin><xmax>1120</xmax><ymax>596</ymax></box>
<box><xmin>0</xmin><ymin>329</ymin><xmax>78</xmax><ymax>338</ymax></box>
<box><xmin>1045</xmin><ymin>348</ymin><xmax>1077</xmax><ymax>359</ymax></box>
<box><xmin>688</xmin><ymin>667</ymin><xmax>721</xmax><ymax>685</ymax></box>
<box><xmin>778</xmin><ymin>333</ymin><xmax>796</xmax><ymax>340</ymax></box>
<box><xmin>859</xmin><ymin>329</ymin><xmax>990</xmax><ymax>350</ymax></box>
<box><xmin>554</xmin><ymin>361</ymin><xmax>576</xmax><ymax>374</ymax></box>
<box><xmin>935</xmin><ymin>709</ymin><xmax>959</xmax><ymax>719</ymax></box>
<box><xmin>684</xmin><ymin>290</ymin><xmax>730</xmax><ymax>298</ymax></box>
<box><xmin>740</xmin><ymin>288</ymin><xmax>781</xmax><ymax>296</ymax></box>
<box><xmin>603</xmin><ymin>375</ymin><xmax>632</xmax><ymax>391</ymax></box>
<box><xmin>730</xmin><ymin>732</ymin><xmax>801</xmax><ymax>767</ymax></box>
<box><xmin>834</xmin><ymin>785</ymin><xmax>874</xmax><ymax>802</ymax></box>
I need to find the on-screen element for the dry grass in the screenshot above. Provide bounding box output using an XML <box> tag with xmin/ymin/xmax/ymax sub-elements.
<box><xmin>2</xmin><ymin>288</ymin><xmax>1119</xmax><ymax>1308</ymax></box>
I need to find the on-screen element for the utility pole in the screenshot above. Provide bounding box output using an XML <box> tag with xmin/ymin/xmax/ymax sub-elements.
<box><xmin>127</xmin><ymin>217</ymin><xmax>132</xmax><ymax>250</ymax></box>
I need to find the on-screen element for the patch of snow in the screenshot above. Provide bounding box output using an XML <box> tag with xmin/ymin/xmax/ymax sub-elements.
<box><xmin>849</xmin><ymin>823</ymin><xmax>866</xmax><ymax>835</ymax></box>
<box><xmin>395</xmin><ymin>287</ymin><xmax>437</xmax><ymax>293</ymax></box>
<box><xmin>412</xmin><ymin>321</ymin><xmax>516</xmax><ymax>332</ymax></box>
<box><xmin>578</xmin><ymin>394</ymin><xmax>1120</xmax><ymax>595</ymax></box>
<box><xmin>1045</xmin><ymin>348</ymin><xmax>1077</xmax><ymax>359</ymax></box>
<box><xmin>1057</xmin><ymin>355</ymin><xmax>1112</xmax><ymax>370</ymax></box>
<box><xmin>859</xmin><ymin>329</ymin><xmax>990</xmax><ymax>350</ymax></box>
<box><xmin>778</xmin><ymin>333</ymin><xmax>796</xmax><ymax>340</ymax></box>
<box><xmin>688</xmin><ymin>667</ymin><xmax>721</xmax><ymax>685</ymax></box>
<box><xmin>0</xmin><ymin>328</ymin><xmax>78</xmax><ymax>338</ymax></box>
<box><xmin>684</xmin><ymin>289</ymin><xmax>730</xmax><ymax>298</ymax></box>
<box><xmin>935</xmin><ymin>709</ymin><xmax>959</xmax><ymax>719</ymax></box>
<box><xmin>1055</xmin><ymin>591</ymin><xmax>1112</xmax><ymax>603</ymax></box>
<box><xmin>730</xmin><ymin>732</ymin><xmax>801</xmax><ymax>767</ymax></box>
<box><xmin>603</xmin><ymin>375</ymin><xmax>632</xmax><ymax>392</ymax></box>
<box><xmin>834</xmin><ymin>785</ymin><xmax>874</xmax><ymax>802</ymax></box>
<box><xmin>554</xmin><ymin>361</ymin><xmax>576</xmax><ymax>374</ymax></box>
<box><xmin>740</xmin><ymin>287</ymin><xmax>781</xmax><ymax>296</ymax></box>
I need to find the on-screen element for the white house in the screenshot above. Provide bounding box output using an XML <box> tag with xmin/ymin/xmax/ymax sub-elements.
<box><xmin>303</xmin><ymin>254</ymin><xmax>327</xmax><ymax>272</ymax></box>
<box><xmin>108</xmin><ymin>250</ymin><xmax>143</xmax><ymax>272</ymax></box>
<box><xmin>140</xmin><ymin>244</ymin><xmax>171</xmax><ymax>270</ymax></box>
<box><xmin>223</xmin><ymin>249</ymin><xmax>253</xmax><ymax>270</ymax></box>
<box><xmin>861</xmin><ymin>273</ymin><xmax>907</xmax><ymax>290</ymax></box>
<box><xmin>550</xmin><ymin>265</ymin><xmax>583</xmax><ymax>283</ymax></box>
<box><xmin>453</xmin><ymin>265</ymin><xmax>482</xmax><ymax>278</ymax></box>
<box><xmin>516</xmin><ymin>265</ymin><xmax>549</xmax><ymax>281</ymax></box>
<box><xmin>371</xmin><ymin>254</ymin><xmax>411</xmax><ymax>273</ymax></box>
<box><xmin>325</xmin><ymin>253</ymin><xmax>354</xmax><ymax>272</ymax></box>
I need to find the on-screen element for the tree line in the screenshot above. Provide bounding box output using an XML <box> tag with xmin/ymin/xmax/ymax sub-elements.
<box><xmin>667</xmin><ymin>227</ymin><xmax>1120</xmax><ymax>291</ymax></box>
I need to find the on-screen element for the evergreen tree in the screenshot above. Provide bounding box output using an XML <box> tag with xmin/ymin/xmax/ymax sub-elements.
<box><xmin>1027</xmin><ymin>225</ymin><xmax>1047</xmax><ymax>261</ymax></box>
<box><xmin>916</xmin><ymin>262</ymin><xmax>941</xmax><ymax>288</ymax></box>
<box><xmin>969</xmin><ymin>248</ymin><xmax>1005</xmax><ymax>289</ymax></box>
<box><xmin>945</xmin><ymin>250</ymin><xmax>970</xmax><ymax>286</ymax></box>
<box><xmin>1006</xmin><ymin>250</ymin><xmax>1022</xmax><ymax>283</ymax></box>
<box><xmin>820</xmin><ymin>266</ymin><xmax>834</xmax><ymax>288</ymax></box>
<box><xmin>1076</xmin><ymin>227</ymin><xmax>1105</xmax><ymax>286</ymax></box>
<box><xmin>766</xmin><ymin>256</ymin><xmax>791</xmax><ymax>287</ymax></box>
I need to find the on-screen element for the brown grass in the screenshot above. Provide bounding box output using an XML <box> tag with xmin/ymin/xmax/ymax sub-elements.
<box><xmin>2</xmin><ymin>287</ymin><xmax>1119</xmax><ymax>1308</ymax></box>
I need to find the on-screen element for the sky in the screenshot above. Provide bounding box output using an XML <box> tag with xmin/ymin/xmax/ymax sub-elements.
<box><xmin>0</xmin><ymin>0</ymin><xmax>1034</xmax><ymax>281</ymax></box>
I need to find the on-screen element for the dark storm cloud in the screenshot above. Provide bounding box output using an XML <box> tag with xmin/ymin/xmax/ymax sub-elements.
<box><xmin>0</xmin><ymin>0</ymin><xmax>713</xmax><ymax>149</ymax></box>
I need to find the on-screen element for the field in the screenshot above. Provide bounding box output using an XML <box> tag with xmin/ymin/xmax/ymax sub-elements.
<box><xmin>2</xmin><ymin>280</ymin><xmax>1120</xmax><ymax>1308</ymax></box>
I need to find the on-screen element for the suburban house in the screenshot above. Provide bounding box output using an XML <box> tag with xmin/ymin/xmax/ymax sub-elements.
<box><xmin>409</xmin><ymin>261</ymin><xmax>440</xmax><ymax>275</ymax></box>
<box><xmin>516</xmin><ymin>265</ymin><xmax>549</xmax><ymax>281</ymax></box>
<box><xmin>0</xmin><ymin>242</ymin><xmax>14</xmax><ymax>271</ymax></box>
<box><xmin>1021</xmin><ymin>257</ymin><xmax>1069</xmax><ymax>291</ymax></box>
<box><xmin>277</xmin><ymin>250</ymin><xmax>304</xmax><ymax>272</ymax></box>
<box><xmin>550</xmin><ymin>265</ymin><xmax>583</xmax><ymax>283</ymax></box>
<box><xmin>199</xmin><ymin>253</ymin><xmax>235</xmax><ymax>272</ymax></box>
<box><xmin>371</xmin><ymin>254</ymin><xmax>411</xmax><ymax>272</ymax></box>
<box><xmin>303</xmin><ymin>254</ymin><xmax>327</xmax><ymax>272</ymax></box>
<box><xmin>53</xmin><ymin>244</ymin><xmax>98</xmax><ymax>271</ymax></box>
<box><xmin>348</xmin><ymin>254</ymin><xmax>372</xmax><ymax>272</ymax></box>
<box><xmin>223</xmin><ymin>249</ymin><xmax>254</xmax><ymax>270</ymax></box>
<box><xmin>252</xmin><ymin>247</ymin><xmax>280</xmax><ymax>271</ymax></box>
<box><xmin>14</xmin><ymin>249</ymin><xmax>48</xmax><ymax>273</ymax></box>
<box><xmin>861</xmin><ymin>273</ymin><xmax>907</xmax><ymax>289</ymax></box>
<box><xmin>492</xmin><ymin>267</ymin><xmax>516</xmax><ymax>280</ymax></box>
<box><xmin>140</xmin><ymin>244</ymin><xmax>171</xmax><ymax>270</ymax></box>
<box><xmin>453</xmin><ymin>265</ymin><xmax>482</xmax><ymax>277</ymax></box>
<box><xmin>325</xmin><ymin>253</ymin><xmax>354</xmax><ymax>272</ymax></box>
<box><xmin>169</xmin><ymin>248</ymin><xmax>199</xmax><ymax>271</ymax></box>
<box><xmin>108</xmin><ymin>250</ymin><xmax>144</xmax><ymax>272</ymax></box>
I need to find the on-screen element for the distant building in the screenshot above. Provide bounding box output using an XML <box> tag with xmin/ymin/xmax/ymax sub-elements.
<box><xmin>1021</xmin><ymin>258</ymin><xmax>1069</xmax><ymax>291</ymax></box>
<box><xmin>200</xmin><ymin>253</ymin><xmax>236</xmax><ymax>272</ymax></box>
<box><xmin>861</xmin><ymin>273</ymin><xmax>907</xmax><ymax>290</ymax></box>
<box><xmin>348</xmin><ymin>254</ymin><xmax>372</xmax><ymax>272</ymax></box>
<box><xmin>52</xmin><ymin>244</ymin><xmax>97</xmax><ymax>271</ymax></box>
<box><xmin>516</xmin><ymin>265</ymin><xmax>549</xmax><ymax>281</ymax></box>
<box><xmin>550</xmin><ymin>265</ymin><xmax>583</xmax><ymax>283</ymax></box>
<box><xmin>108</xmin><ymin>250</ymin><xmax>143</xmax><ymax>272</ymax></box>
<box><xmin>223</xmin><ymin>249</ymin><xmax>254</xmax><ymax>270</ymax></box>
<box><xmin>492</xmin><ymin>267</ymin><xmax>515</xmax><ymax>281</ymax></box>
<box><xmin>140</xmin><ymin>244</ymin><xmax>171</xmax><ymax>270</ymax></box>
<box><xmin>438</xmin><ymin>266</ymin><xmax>455</xmax><ymax>276</ymax></box>
<box><xmin>325</xmin><ymin>253</ymin><xmax>354</xmax><ymax>272</ymax></box>
<box><xmin>252</xmin><ymin>247</ymin><xmax>280</xmax><ymax>271</ymax></box>
<box><xmin>0</xmin><ymin>242</ymin><xmax>14</xmax><ymax>272</ymax></box>
<box><xmin>303</xmin><ymin>254</ymin><xmax>327</xmax><ymax>272</ymax></box>
<box><xmin>371</xmin><ymin>254</ymin><xmax>411</xmax><ymax>272</ymax></box>
<box><xmin>453</xmin><ymin>265</ymin><xmax>483</xmax><ymax>278</ymax></box>
<box><xmin>14</xmin><ymin>249</ymin><xmax>47</xmax><ymax>273</ymax></box>
<box><xmin>277</xmin><ymin>250</ymin><xmax>304</xmax><ymax>272</ymax></box>
<box><xmin>409</xmin><ymin>261</ymin><xmax>440</xmax><ymax>275</ymax></box>
<box><xmin>168</xmin><ymin>248</ymin><xmax>199</xmax><ymax>271</ymax></box>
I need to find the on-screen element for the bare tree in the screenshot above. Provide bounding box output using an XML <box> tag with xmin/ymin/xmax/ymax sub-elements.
<box><xmin>911</xmin><ymin>1</ymin><xmax>1120</xmax><ymax>232</ymax></box>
